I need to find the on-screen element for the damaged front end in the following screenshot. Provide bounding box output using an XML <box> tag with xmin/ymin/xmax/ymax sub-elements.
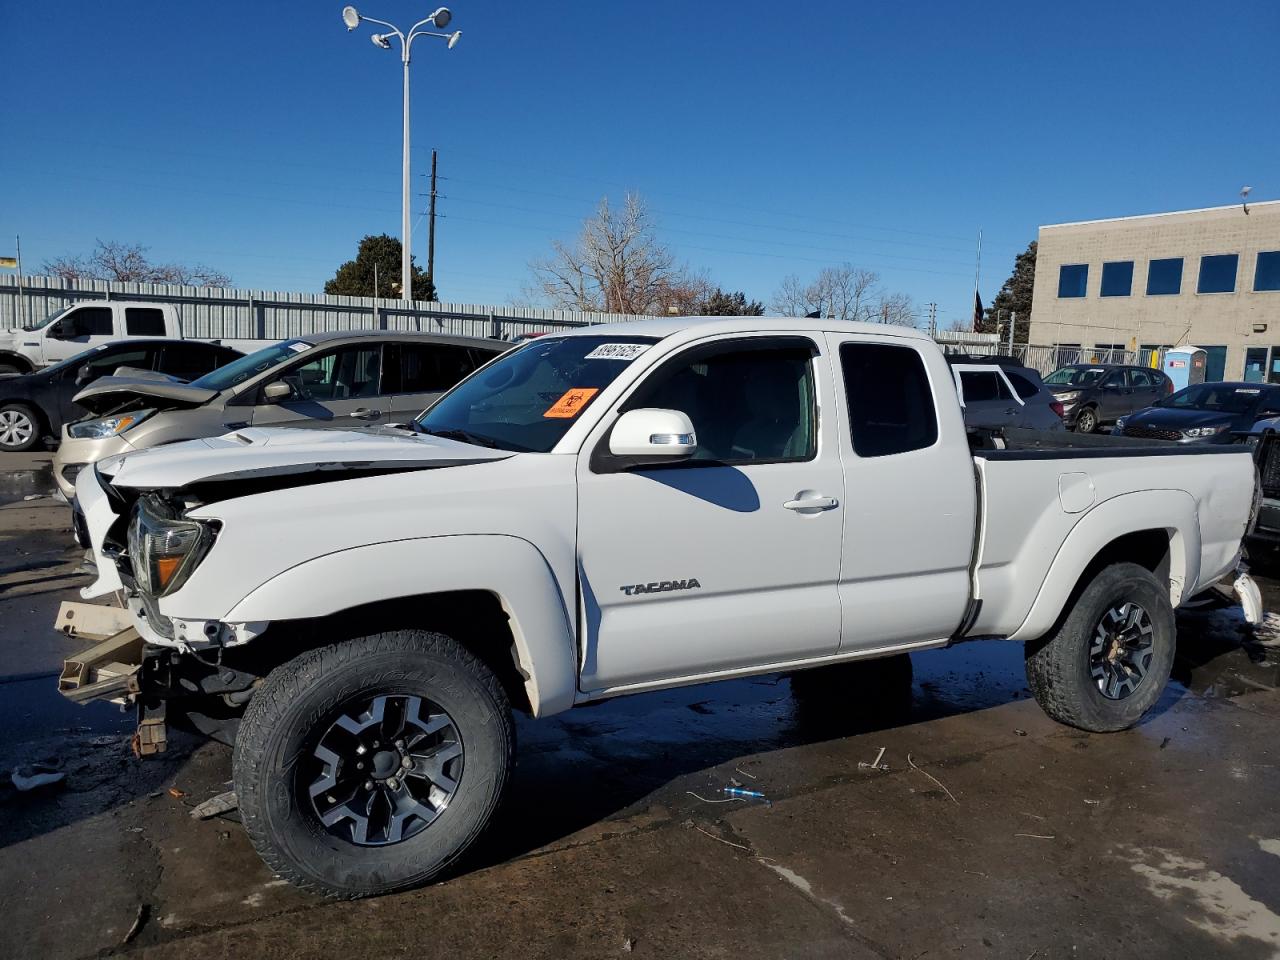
<box><xmin>55</xmin><ymin>599</ymin><xmax>264</xmax><ymax>755</ymax></box>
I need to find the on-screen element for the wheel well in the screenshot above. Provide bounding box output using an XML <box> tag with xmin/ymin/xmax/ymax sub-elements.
<box><xmin>225</xmin><ymin>590</ymin><xmax>534</xmax><ymax>714</ymax></box>
<box><xmin>1026</xmin><ymin>528</ymin><xmax>1173</xmax><ymax>653</ymax></box>
<box><xmin>0</xmin><ymin>353</ymin><xmax>34</xmax><ymax>374</ymax></box>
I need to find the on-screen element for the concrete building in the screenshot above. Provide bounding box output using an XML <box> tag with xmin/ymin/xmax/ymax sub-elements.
<box><xmin>1027</xmin><ymin>200</ymin><xmax>1280</xmax><ymax>381</ymax></box>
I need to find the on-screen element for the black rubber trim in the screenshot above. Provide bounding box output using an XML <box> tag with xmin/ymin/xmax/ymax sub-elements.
<box><xmin>979</xmin><ymin>445</ymin><xmax>1249</xmax><ymax>461</ymax></box>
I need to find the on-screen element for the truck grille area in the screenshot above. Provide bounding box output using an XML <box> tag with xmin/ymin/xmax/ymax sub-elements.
<box><xmin>1120</xmin><ymin>425</ymin><xmax>1183</xmax><ymax>442</ymax></box>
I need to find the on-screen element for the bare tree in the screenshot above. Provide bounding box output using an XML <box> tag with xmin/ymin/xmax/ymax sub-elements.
<box><xmin>771</xmin><ymin>264</ymin><xmax>880</xmax><ymax>321</ymax></box>
<box><xmin>41</xmin><ymin>240</ymin><xmax>231</xmax><ymax>287</ymax></box>
<box><xmin>873</xmin><ymin>292</ymin><xmax>918</xmax><ymax>327</ymax></box>
<box><xmin>530</xmin><ymin>194</ymin><xmax>692</xmax><ymax>315</ymax></box>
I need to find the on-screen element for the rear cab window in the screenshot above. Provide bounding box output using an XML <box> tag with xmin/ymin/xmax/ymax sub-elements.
<box><xmin>840</xmin><ymin>343</ymin><xmax>938</xmax><ymax>457</ymax></box>
<box><xmin>125</xmin><ymin>308</ymin><xmax>167</xmax><ymax>336</ymax></box>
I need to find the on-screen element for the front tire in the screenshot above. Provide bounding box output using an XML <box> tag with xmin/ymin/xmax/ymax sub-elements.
<box><xmin>0</xmin><ymin>403</ymin><xmax>41</xmax><ymax>452</ymax></box>
<box><xmin>1074</xmin><ymin>407</ymin><xmax>1098</xmax><ymax>434</ymax></box>
<box><xmin>233</xmin><ymin>630</ymin><xmax>514</xmax><ymax>898</ymax></box>
<box><xmin>1025</xmin><ymin>563</ymin><xmax>1175</xmax><ymax>732</ymax></box>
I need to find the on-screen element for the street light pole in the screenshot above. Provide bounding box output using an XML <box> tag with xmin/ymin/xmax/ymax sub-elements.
<box><xmin>342</xmin><ymin>6</ymin><xmax>460</xmax><ymax>304</ymax></box>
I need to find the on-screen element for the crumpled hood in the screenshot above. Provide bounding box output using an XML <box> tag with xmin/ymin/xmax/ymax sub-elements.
<box><xmin>98</xmin><ymin>426</ymin><xmax>512</xmax><ymax>490</ymax></box>
<box><xmin>73</xmin><ymin>375</ymin><xmax>218</xmax><ymax>414</ymax></box>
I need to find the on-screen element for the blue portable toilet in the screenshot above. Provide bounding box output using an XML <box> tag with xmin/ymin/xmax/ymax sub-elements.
<box><xmin>1163</xmin><ymin>347</ymin><xmax>1207</xmax><ymax>391</ymax></box>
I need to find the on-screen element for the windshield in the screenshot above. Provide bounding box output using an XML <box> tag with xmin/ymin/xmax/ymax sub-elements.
<box><xmin>1044</xmin><ymin>366</ymin><xmax>1107</xmax><ymax>386</ymax></box>
<box><xmin>189</xmin><ymin>339</ymin><xmax>313</xmax><ymax>392</ymax></box>
<box><xmin>415</xmin><ymin>335</ymin><xmax>658</xmax><ymax>452</ymax></box>
<box><xmin>1157</xmin><ymin>383</ymin><xmax>1265</xmax><ymax>414</ymax></box>
<box><xmin>23</xmin><ymin>305</ymin><xmax>74</xmax><ymax>333</ymax></box>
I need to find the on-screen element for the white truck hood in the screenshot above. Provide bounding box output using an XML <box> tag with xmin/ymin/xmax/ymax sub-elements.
<box><xmin>98</xmin><ymin>426</ymin><xmax>512</xmax><ymax>490</ymax></box>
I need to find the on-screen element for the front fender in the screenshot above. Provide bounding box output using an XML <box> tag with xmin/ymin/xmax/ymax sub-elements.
<box><xmin>224</xmin><ymin>534</ymin><xmax>577</xmax><ymax>716</ymax></box>
<box><xmin>1008</xmin><ymin>489</ymin><xmax>1199</xmax><ymax>642</ymax></box>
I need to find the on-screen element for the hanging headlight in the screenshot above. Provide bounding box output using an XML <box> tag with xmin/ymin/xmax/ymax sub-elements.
<box><xmin>127</xmin><ymin>496</ymin><xmax>216</xmax><ymax>597</ymax></box>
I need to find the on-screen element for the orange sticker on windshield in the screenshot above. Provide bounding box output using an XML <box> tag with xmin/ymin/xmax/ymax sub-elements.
<box><xmin>543</xmin><ymin>387</ymin><xmax>599</xmax><ymax>418</ymax></box>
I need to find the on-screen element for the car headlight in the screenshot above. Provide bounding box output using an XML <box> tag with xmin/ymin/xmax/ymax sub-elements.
<box><xmin>1056</xmin><ymin>390</ymin><xmax>1082</xmax><ymax>402</ymax></box>
<box><xmin>126</xmin><ymin>496</ymin><xmax>216</xmax><ymax>597</ymax></box>
<box><xmin>68</xmin><ymin>408</ymin><xmax>155</xmax><ymax>439</ymax></box>
<box><xmin>1181</xmin><ymin>424</ymin><xmax>1230</xmax><ymax>439</ymax></box>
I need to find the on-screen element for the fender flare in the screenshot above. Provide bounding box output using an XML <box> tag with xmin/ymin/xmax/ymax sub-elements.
<box><xmin>224</xmin><ymin>534</ymin><xmax>578</xmax><ymax>716</ymax></box>
<box><xmin>1008</xmin><ymin>489</ymin><xmax>1199</xmax><ymax>642</ymax></box>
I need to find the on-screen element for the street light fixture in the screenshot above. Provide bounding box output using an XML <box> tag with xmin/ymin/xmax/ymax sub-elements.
<box><xmin>341</xmin><ymin>5</ymin><xmax>460</xmax><ymax>303</ymax></box>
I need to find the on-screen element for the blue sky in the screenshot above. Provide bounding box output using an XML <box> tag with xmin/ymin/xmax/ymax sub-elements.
<box><xmin>1</xmin><ymin>0</ymin><xmax>1276</xmax><ymax>324</ymax></box>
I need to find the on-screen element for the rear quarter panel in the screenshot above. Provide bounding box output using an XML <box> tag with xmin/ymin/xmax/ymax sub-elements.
<box><xmin>972</xmin><ymin>449</ymin><xmax>1254</xmax><ymax>640</ymax></box>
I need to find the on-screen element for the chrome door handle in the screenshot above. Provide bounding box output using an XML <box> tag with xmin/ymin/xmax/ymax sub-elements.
<box><xmin>350</xmin><ymin>408</ymin><xmax>380</xmax><ymax>420</ymax></box>
<box><xmin>783</xmin><ymin>496</ymin><xmax>838</xmax><ymax>511</ymax></box>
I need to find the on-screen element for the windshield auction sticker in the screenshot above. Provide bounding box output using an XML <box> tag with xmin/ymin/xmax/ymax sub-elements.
<box><xmin>584</xmin><ymin>343</ymin><xmax>648</xmax><ymax>361</ymax></box>
<box><xmin>544</xmin><ymin>388</ymin><xmax>599</xmax><ymax>418</ymax></box>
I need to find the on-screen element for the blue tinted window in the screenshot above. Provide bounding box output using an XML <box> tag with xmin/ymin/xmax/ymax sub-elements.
<box><xmin>1255</xmin><ymin>251</ymin><xmax>1280</xmax><ymax>292</ymax></box>
<box><xmin>1146</xmin><ymin>258</ymin><xmax>1183</xmax><ymax>295</ymax></box>
<box><xmin>1198</xmin><ymin>254</ymin><xmax>1238</xmax><ymax>293</ymax></box>
<box><xmin>1058</xmin><ymin>264</ymin><xmax>1088</xmax><ymax>298</ymax></box>
<box><xmin>1100</xmin><ymin>261</ymin><xmax>1133</xmax><ymax>297</ymax></box>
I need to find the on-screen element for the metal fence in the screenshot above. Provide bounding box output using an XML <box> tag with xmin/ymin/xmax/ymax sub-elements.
<box><xmin>0</xmin><ymin>275</ymin><xmax>652</xmax><ymax>343</ymax></box>
<box><xmin>934</xmin><ymin>337</ymin><xmax>1166</xmax><ymax>377</ymax></box>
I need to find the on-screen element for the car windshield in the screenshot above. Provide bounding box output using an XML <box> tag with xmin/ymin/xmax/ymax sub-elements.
<box><xmin>1044</xmin><ymin>366</ymin><xmax>1107</xmax><ymax>386</ymax></box>
<box><xmin>1157</xmin><ymin>383</ymin><xmax>1265</xmax><ymax>414</ymax></box>
<box><xmin>414</xmin><ymin>335</ymin><xmax>658</xmax><ymax>452</ymax></box>
<box><xmin>23</xmin><ymin>305</ymin><xmax>74</xmax><ymax>333</ymax></box>
<box><xmin>189</xmin><ymin>339</ymin><xmax>313</xmax><ymax>392</ymax></box>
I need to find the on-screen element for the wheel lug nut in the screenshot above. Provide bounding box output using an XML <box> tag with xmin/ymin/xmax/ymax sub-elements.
<box><xmin>388</xmin><ymin>778</ymin><xmax>399</xmax><ymax>789</ymax></box>
<box><xmin>402</xmin><ymin>756</ymin><xmax>412</xmax><ymax>769</ymax></box>
<box><xmin>395</xmin><ymin>740</ymin><xmax>405</xmax><ymax>751</ymax></box>
<box><xmin>372</xmin><ymin>741</ymin><xmax>380</xmax><ymax>748</ymax></box>
<box><xmin>364</xmin><ymin>780</ymin><xmax>374</xmax><ymax>790</ymax></box>
<box><xmin>356</xmin><ymin>762</ymin><xmax>364</xmax><ymax>770</ymax></box>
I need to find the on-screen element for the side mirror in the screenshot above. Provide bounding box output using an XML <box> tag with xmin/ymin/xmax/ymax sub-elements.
<box><xmin>262</xmin><ymin>381</ymin><xmax>293</xmax><ymax>403</ymax></box>
<box><xmin>49</xmin><ymin>320</ymin><xmax>71</xmax><ymax>339</ymax></box>
<box><xmin>75</xmin><ymin>365</ymin><xmax>93</xmax><ymax>385</ymax></box>
<box><xmin>608</xmin><ymin>408</ymin><xmax>697</xmax><ymax>459</ymax></box>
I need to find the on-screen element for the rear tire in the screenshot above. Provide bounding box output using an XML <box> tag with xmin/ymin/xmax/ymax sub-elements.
<box><xmin>1025</xmin><ymin>563</ymin><xmax>1175</xmax><ymax>732</ymax></box>
<box><xmin>0</xmin><ymin>403</ymin><xmax>41</xmax><ymax>452</ymax></box>
<box><xmin>233</xmin><ymin>629</ymin><xmax>514</xmax><ymax>899</ymax></box>
<box><xmin>1074</xmin><ymin>407</ymin><xmax>1098</xmax><ymax>434</ymax></box>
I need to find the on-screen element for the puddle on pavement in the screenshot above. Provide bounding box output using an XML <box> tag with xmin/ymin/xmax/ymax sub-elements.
<box><xmin>0</xmin><ymin>466</ymin><xmax>55</xmax><ymax>506</ymax></box>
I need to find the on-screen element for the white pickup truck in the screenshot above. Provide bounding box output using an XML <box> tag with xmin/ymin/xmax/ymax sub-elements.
<box><xmin>66</xmin><ymin>316</ymin><xmax>1262</xmax><ymax>898</ymax></box>
<box><xmin>0</xmin><ymin>301</ymin><xmax>257</xmax><ymax>375</ymax></box>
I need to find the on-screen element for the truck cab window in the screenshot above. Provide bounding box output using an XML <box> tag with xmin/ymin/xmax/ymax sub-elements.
<box><xmin>57</xmin><ymin>307</ymin><xmax>113</xmax><ymax>338</ymax></box>
<box><xmin>841</xmin><ymin>343</ymin><xmax>938</xmax><ymax>457</ymax></box>
<box><xmin>633</xmin><ymin>342</ymin><xmax>817</xmax><ymax>463</ymax></box>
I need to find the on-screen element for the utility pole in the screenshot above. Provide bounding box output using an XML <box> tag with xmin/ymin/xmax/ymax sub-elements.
<box><xmin>926</xmin><ymin>302</ymin><xmax>937</xmax><ymax>337</ymax></box>
<box><xmin>426</xmin><ymin>148</ymin><xmax>438</xmax><ymax>299</ymax></box>
<box><xmin>1008</xmin><ymin>311</ymin><xmax>1016</xmax><ymax>354</ymax></box>
<box><xmin>15</xmin><ymin>235</ymin><xmax>26</xmax><ymax>328</ymax></box>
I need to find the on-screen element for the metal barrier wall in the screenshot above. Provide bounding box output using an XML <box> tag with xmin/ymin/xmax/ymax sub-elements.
<box><xmin>0</xmin><ymin>275</ymin><xmax>651</xmax><ymax>342</ymax></box>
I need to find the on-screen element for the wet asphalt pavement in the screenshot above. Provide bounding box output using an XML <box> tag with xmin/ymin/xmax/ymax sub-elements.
<box><xmin>2</xmin><ymin>452</ymin><xmax>1280</xmax><ymax>959</ymax></box>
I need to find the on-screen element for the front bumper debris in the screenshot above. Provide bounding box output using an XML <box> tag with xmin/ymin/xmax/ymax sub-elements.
<box><xmin>54</xmin><ymin>600</ymin><xmax>166</xmax><ymax>756</ymax></box>
<box><xmin>1233</xmin><ymin>566</ymin><xmax>1264</xmax><ymax>625</ymax></box>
